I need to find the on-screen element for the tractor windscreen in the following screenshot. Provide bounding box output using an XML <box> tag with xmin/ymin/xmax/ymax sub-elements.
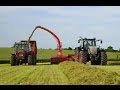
<box><xmin>15</xmin><ymin>44</ymin><xmax>30</xmax><ymax>52</ymax></box>
<box><xmin>84</xmin><ymin>39</ymin><xmax>96</xmax><ymax>47</ymax></box>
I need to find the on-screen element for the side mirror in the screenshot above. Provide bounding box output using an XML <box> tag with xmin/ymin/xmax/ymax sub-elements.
<box><xmin>78</xmin><ymin>39</ymin><xmax>80</xmax><ymax>43</ymax></box>
<box><xmin>101</xmin><ymin>40</ymin><xmax>102</xmax><ymax>44</ymax></box>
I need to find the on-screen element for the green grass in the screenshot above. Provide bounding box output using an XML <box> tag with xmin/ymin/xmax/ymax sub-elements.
<box><xmin>0</xmin><ymin>48</ymin><xmax>74</xmax><ymax>63</ymax></box>
<box><xmin>0</xmin><ymin>48</ymin><xmax>13</xmax><ymax>60</ymax></box>
<box><xmin>0</xmin><ymin>47</ymin><xmax>120</xmax><ymax>60</ymax></box>
<box><xmin>107</xmin><ymin>52</ymin><xmax>120</xmax><ymax>60</ymax></box>
<box><xmin>1</xmin><ymin>47</ymin><xmax>120</xmax><ymax>64</ymax></box>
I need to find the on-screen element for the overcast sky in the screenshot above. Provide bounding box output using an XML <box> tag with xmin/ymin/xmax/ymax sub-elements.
<box><xmin>0</xmin><ymin>6</ymin><xmax>120</xmax><ymax>49</ymax></box>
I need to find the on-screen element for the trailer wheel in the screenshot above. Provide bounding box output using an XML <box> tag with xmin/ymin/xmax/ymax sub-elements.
<box><xmin>32</xmin><ymin>56</ymin><xmax>36</xmax><ymax>65</ymax></box>
<box><xmin>79</xmin><ymin>51</ymin><xmax>87</xmax><ymax>64</ymax></box>
<box><xmin>28</xmin><ymin>55</ymin><xmax>32</xmax><ymax>65</ymax></box>
<box><xmin>11</xmin><ymin>54</ymin><xmax>16</xmax><ymax>66</ymax></box>
<box><xmin>101</xmin><ymin>51</ymin><xmax>107</xmax><ymax>65</ymax></box>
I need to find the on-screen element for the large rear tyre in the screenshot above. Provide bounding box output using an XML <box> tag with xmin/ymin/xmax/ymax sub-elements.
<box><xmin>10</xmin><ymin>55</ymin><xmax>16</xmax><ymax>66</ymax></box>
<box><xmin>101</xmin><ymin>51</ymin><xmax>107</xmax><ymax>65</ymax></box>
<box><xmin>28</xmin><ymin>55</ymin><xmax>33</xmax><ymax>65</ymax></box>
<box><xmin>79</xmin><ymin>51</ymin><xmax>87</xmax><ymax>64</ymax></box>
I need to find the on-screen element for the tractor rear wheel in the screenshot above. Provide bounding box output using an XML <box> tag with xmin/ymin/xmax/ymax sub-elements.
<box><xmin>79</xmin><ymin>51</ymin><xmax>87</xmax><ymax>64</ymax></box>
<box><xmin>101</xmin><ymin>51</ymin><xmax>107</xmax><ymax>65</ymax></box>
<box><xmin>11</xmin><ymin>54</ymin><xmax>16</xmax><ymax>66</ymax></box>
<box><xmin>28</xmin><ymin>55</ymin><xmax>32</xmax><ymax>65</ymax></box>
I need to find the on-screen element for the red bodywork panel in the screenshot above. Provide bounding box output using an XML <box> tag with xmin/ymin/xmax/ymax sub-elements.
<box><xmin>16</xmin><ymin>49</ymin><xmax>25</xmax><ymax>60</ymax></box>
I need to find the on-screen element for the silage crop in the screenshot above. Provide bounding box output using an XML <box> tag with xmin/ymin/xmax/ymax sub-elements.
<box><xmin>59</xmin><ymin>61</ymin><xmax>120</xmax><ymax>85</ymax></box>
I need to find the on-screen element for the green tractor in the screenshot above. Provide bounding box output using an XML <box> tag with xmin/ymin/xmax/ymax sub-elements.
<box><xmin>74</xmin><ymin>37</ymin><xmax>107</xmax><ymax>65</ymax></box>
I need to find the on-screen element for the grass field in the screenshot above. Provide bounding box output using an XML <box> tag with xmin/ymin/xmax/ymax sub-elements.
<box><xmin>0</xmin><ymin>48</ymin><xmax>120</xmax><ymax>85</ymax></box>
<box><xmin>0</xmin><ymin>48</ymin><xmax>120</xmax><ymax>61</ymax></box>
<box><xmin>0</xmin><ymin>48</ymin><xmax>74</xmax><ymax>63</ymax></box>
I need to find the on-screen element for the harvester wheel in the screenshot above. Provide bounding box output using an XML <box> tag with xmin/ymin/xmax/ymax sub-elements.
<box><xmin>101</xmin><ymin>51</ymin><xmax>107</xmax><ymax>65</ymax></box>
<box><xmin>79</xmin><ymin>51</ymin><xmax>87</xmax><ymax>64</ymax></box>
<box><xmin>28</xmin><ymin>55</ymin><xmax>32</xmax><ymax>65</ymax></box>
<box><xmin>11</xmin><ymin>54</ymin><xmax>16</xmax><ymax>66</ymax></box>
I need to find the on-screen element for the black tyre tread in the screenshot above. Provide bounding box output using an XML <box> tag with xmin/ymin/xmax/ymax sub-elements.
<box><xmin>79</xmin><ymin>51</ymin><xmax>87</xmax><ymax>64</ymax></box>
<box><xmin>91</xmin><ymin>56</ymin><xmax>96</xmax><ymax>65</ymax></box>
<box><xmin>32</xmin><ymin>56</ymin><xmax>36</xmax><ymax>65</ymax></box>
<box><xmin>16</xmin><ymin>59</ymin><xmax>19</xmax><ymax>65</ymax></box>
<box><xmin>92</xmin><ymin>55</ymin><xmax>101</xmax><ymax>65</ymax></box>
<box><xmin>101</xmin><ymin>51</ymin><xmax>107</xmax><ymax>65</ymax></box>
<box><xmin>74</xmin><ymin>49</ymin><xmax>79</xmax><ymax>62</ymax></box>
<box><xmin>28</xmin><ymin>55</ymin><xmax>32</xmax><ymax>65</ymax></box>
<box><xmin>11</xmin><ymin>55</ymin><xmax>16</xmax><ymax>66</ymax></box>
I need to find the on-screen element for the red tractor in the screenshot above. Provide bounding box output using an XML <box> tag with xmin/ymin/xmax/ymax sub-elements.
<box><xmin>10</xmin><ymin>40</ymin><xmax>37</xmax><ymax>66</ymax></box>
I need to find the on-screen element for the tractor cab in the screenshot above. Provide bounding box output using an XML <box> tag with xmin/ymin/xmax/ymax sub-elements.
<box><xmin>14</xmin><ymin>42</ymin><xmax>31</xmax><ymax>53</ymax></box>
<box><xmin>78</xmin><ymin>38</ymin><xmax>102</xmax><ymax>51</ymax></box>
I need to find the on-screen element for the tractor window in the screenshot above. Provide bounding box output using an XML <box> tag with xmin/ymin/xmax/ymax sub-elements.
<box><xmin>24</xmin><ymin>44</ymin><xmax>29</xmax><ymax>52</ymax></box>
<box><xmin>15</xmin><ymin>44</ymin><xmax>29</xmax><ymax>52</ymax></box>
<box><xmin>84</xmin><ymin>40</ymin><xmax>96</xmax><ymax>46</ymax></box>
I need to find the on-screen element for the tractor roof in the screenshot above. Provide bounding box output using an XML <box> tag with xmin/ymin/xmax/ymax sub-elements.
<box><xmin>80</xmin><ymin>38</ymin><xmax>96</xmax><ymax>40</ymax></box>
